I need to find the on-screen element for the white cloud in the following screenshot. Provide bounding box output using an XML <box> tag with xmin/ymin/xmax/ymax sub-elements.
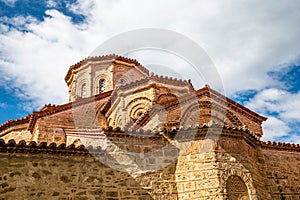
<box><xmin>0</xmin><ymin>16</ymin><xmax>38</xmax><ymax>32</ymax></box>
<box><xmin>0</xmin><ymin>0</ymin><xmax>17</xmax><ymax>7</ymax></box>
<box><xmin>261</xmin><ymin>116</ymin><xmax>291</xmax><ymax>141</ymax></box>
<box><xmin>0</xmin><ymin>10</ymin><xmax>89</xmax><ymax>108</ymax></box>
<box><xmin>0</xmin><ymin>0</ymin><xmax>300</xmax><ymax>142</ymax></box>
<box><xmin>245</xmin><ymin>88</ymin><xmax>300</xmax><ymax>121</ymax></box>
<box><xmin>46</xmin><ymin>0</ymin><xmax>58</xmax><ymax>8</ymax></box>
<box><xmin>245</xmin><ymin>88</ymin><xmax>300</xmax><ymax>141</ymax></box>
<box><xmin>0</xmin><ymin>102</ymin><xmax>7</xmax><ymax>109</ymax></box>
<box><xmin>73</xmin><ymin>0</ymin><xmax>300</xmax><ymax>95</ymax></box>
<box><xmin>282</xmin><ymin>134</ymin><xmax>300</xmax><ymax>144</ymax></box>
<box><xmin>66</xmin><ymin>0</ymin><xmax>94</xmax><ymax>16</ymax></box>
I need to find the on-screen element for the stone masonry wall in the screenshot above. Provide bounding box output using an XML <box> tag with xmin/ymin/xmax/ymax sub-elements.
<box><xmin>173</xmin><ymin>127</ymin><xmax>270</xmax><ymax>200</ymax></box>
<box><xmin>262</xmin><ymin>148</ymin><xmax>300</xmax><ymax>200</ymax></box>
<box><xmin>216</xmin><ymin>136</ymin><xmax>271</xmax><ymax>200</ymax></box>
<box><xmin>0</xmin><ymin>153</ymin><xmax>154</xmax><ymax>199</ymax></box>
<box><xmin>1</xmin><ymin>128</ymin><xmax>300</xmax><ymax>199</ymax></box>
<box><xmin>0</xmin><ymin>127</ymin><xmax>180</xmax><ymax>200</ymax></box>
<box><xmin>0</xmin><ymin>142</ymin><xmax>177</xmax><ymax>200</ymax></box>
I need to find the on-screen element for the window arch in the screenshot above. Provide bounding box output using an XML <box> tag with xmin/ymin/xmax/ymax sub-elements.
<box><xmin>99</xmin><ymin>79</ymin><xmax>105</xmax><ymax>93</ymax></box>
<box><xmin>81</xmin><ymin>83</ymin><xmax>87</xmax><ymax>97</ymax></box>
<box><xmin>226</xmin><ymin>175</ymin><xmax>250</xmax><ymax>200</ymax></box>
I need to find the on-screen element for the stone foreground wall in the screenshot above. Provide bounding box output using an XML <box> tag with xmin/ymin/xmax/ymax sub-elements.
<box><xmin>0</xmin><ymin>149</ymin><xmax>176</xmax><ymax>200</ymax></box>
<box><xmin>1</xmin><ymin>129</ymin><xmax>300</xmax><ymax>200</ymax></box>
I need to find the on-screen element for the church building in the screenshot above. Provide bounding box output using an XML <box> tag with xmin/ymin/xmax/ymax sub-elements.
<box><xmin>0</xmin><ymin>55</ymin><xmax>299</xmax><ymax>199</ymax></box>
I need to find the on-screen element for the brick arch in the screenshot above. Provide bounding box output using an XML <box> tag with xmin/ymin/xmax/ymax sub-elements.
<box><xmin>77</xmin><ymin>78</ymin><xmax>89</xmax><ymax>97</ymax></box>
<box><xmin>108</xmin><ymin>117</ymin><xmax>113</xmax><ymax>127</ymax></box>
<box><xmin>220</xmin><ymin>169</ymin><xmax>257</xmax><ymax>200</ymax></box>
<box><xmin>198</xmin><ymin>101</ymin><xmax>243</xmax><ymax>127</ymax></box>
<box><xmin>115</xmin><ymin>113</ymin><xmax>123</xmax><ymax>128</ymax></box>
<box><xmin>181</xmin><ymin>101</ymin><xmax>243</xmax><ymax>127</ymax></box>
<box><xmin>126</xmin><ymin>97</ymin><xmax>151</xmax><ymax>118</ymax></box>
<box><xmin>126</xmin><ymin>97</ymin><xmax>152</xmax><ymax>110</ymax></box>
<box><xmin>114</xmin><ymin>73</ymin><xmax>131</xmax><ymax>87</ymax></box>
<box><xmin>182</xmin><ymin>109</ymin><xmax>227</xmax><ymax>128</ymax></box>
<box><xmin>129</xmin><ymin>103</ymin><xmax>149</xmax><ymax>120</ymax></box>
<box><xmin>108</xmin><ymin>107</ymin><xmax>123</xmax><ymax>127</ymax></box>
<box><xmin>156</xmin><ymin>93</ymin><xmax>179</xmax><ymax>105</ymax></box>
<box><xmin>94</xmin><ymin>74</ymin><xmax>106</xmax><ymax>94</ymax></box>
<box><xmin>181</xmin><ymin>103</ymin><xmax>201</xmax><ymax>127</ymax></box>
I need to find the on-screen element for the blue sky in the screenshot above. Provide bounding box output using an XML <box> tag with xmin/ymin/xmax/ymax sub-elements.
<box><xmin>0</xmin><ymin>0</ymin><xmax>300</xmax><ymax>143</ymax></box>
<box><xmin>0</xmin><ymin>0</ymin><xmax>84</xmax><ymax>23</ymax></box>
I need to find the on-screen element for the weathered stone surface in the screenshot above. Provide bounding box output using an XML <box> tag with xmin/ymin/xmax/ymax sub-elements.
<box><xmin>0</xmin><ymin>55</ymin><xmax>299</xmax><ymax>199</ymax></box>
<box><xmin>0</xmin><ymin>153</ymin><xmax>163</xmax><ymax>199</ymax></box>
<box><xmin>262</xmin><ymin>149</ymin><xmax>300</xmax><ymax>200</ymax></box>
<box><xmin>0</xmin><ymin>128</ymin><xmax>299</xmax><ymax>199</ymax></box>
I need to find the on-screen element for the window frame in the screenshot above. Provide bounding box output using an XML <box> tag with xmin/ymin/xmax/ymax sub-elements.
<box><xmin>99</xmin><ymin>79</ymin><xmax>105</xmax><ymax>93</ymax></box>
<box><xmin>81</xmin><ymin>83</ymin><xmax>87</xmax><ymax>97</ymax></box>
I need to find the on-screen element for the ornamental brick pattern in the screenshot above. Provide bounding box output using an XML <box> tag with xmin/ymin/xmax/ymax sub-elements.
<box><xmin>0</xmin><ymin>55</ymin><xmax>299</xmax><ymax>199</ymax></box>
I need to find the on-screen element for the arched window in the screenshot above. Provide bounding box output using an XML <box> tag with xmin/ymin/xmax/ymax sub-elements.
<box><xmin>99</xmin><ymin>79</ymin><xmax>105</xmax><ymax>93</ymax></box>
<box><xmin>226</xmin><ymin>175</ymin><xmax>250</xmax><ymax>200</ymax></box>
<box><xmin>81</xmin><ymin>83</ymin><xmax>86</xmax><ymax>97</ymax></box>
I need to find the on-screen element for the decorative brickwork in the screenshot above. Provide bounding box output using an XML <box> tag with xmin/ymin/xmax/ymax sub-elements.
<box><xmin>1</xmin><ymin>125</ymin><xmax>299</xmax><ymax>199</ymax></box>
<box><xmin>226</xmin><ymin>176</ymin><xmax>249</xmax><ymax>199</ymax></box>
<box><xmin>0</xmin><ymin>55</ymin><xmax>299</xmax><ymax>199</ymax></box>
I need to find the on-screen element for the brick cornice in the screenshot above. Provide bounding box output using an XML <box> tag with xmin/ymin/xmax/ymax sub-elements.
<box><xmin>161</xmin><ymin>123</ymin><xmax>261</xmax><ymax>143</ymax></box>
<box><xmin>115</xmin><ymin>73</ymin><xmax>193</xmax><ymax>91</ymax></box>
<box><xmin>261</xmin><ymin>141</ymin><xmax>300</xmax><ymax>152</ymax></box>
<box><xmin>64</xmin><ymin>54</ymin><xmax>149</xmax><ymax>85</ymax></box>
<box><xmin>2</xmin><ymin>125</ymin><xmax>300</xmax><ymax>154</ymax></box>
<box><xmin>0</xmin><ymin>115</ymin><xmax>31</xmax><ymax>134</ymax></box>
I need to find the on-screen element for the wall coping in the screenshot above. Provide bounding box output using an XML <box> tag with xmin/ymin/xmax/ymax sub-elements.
<box><xmin>1</xmin><ymin>124</ymin><xmax>300</xmax><ymax>155</ymax></box>
<box><xmin>261</xmin><ymin>141</ymin><xmax>300</xmax><ymax>152</ymax></box>
<box><xmin>0</xmin><ymin>124</ymin><xmax>261</xmax><ymax>153</ymax></box>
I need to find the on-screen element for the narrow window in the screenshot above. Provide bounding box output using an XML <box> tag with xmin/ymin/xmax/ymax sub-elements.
<box><xmin>81</xmin><ymin>83</ymin><xmax>86</xmax><ymax>97</ymax></box>
<box><xmin>99</xmin><ymin>79</ymin><xmax>105</xmax><ymax>93</ymax></box>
